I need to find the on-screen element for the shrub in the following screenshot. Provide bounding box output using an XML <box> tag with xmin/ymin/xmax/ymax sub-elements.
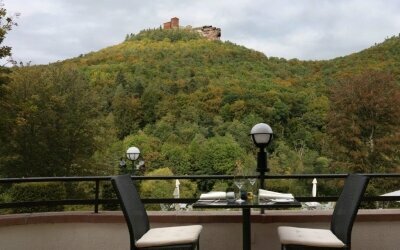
<box><xmin>129</xmin><ymin>28</ymin><xmax>202</xmax><ymax>42</ymax></box>
<box><xmin>8</xmin><ymin>182</ymin><xmax>67</xmax><ymax>213</ymax></box>
<box><xmin>101</xmin><ymin>182</ymin><xmax>119</xmax><ymax>211</ymax></box>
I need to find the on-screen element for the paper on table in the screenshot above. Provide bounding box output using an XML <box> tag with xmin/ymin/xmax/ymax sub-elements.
<box><xmin>258</xmin><ymin>189</ymin><xmax>294</xmax><ymax>201</ymax></box>
<box><xmin>199</xmin><ymin>191</ymin><xmax>227</xmax><ymax>200</ymax></box>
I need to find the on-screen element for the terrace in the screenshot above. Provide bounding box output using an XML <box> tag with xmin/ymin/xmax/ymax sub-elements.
<box><xmin>0</xmin><ymin>174</ymin><xmax>399</xmax><ymax>250</ymax></box>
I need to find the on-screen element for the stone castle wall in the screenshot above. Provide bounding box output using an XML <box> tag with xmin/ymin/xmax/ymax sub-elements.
<box><xmin>163</xmin><ymin>17</ymin><xmax>221</xmax><ymax>41</ymax></box>
<box><xmin>193</xmin><ymin>25</ymin><xmax>221</xmax><ymax>41</ymax></box>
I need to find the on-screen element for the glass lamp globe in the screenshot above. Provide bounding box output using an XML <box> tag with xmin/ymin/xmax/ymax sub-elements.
<box><xmin>126</xmin><ymin>146</ymin><xmax>140</xmax><ymax>161</ymax></box>
<box><xmin>250</xmin><ymin>123</ymin><xmax>273</xmax><ymax>147</ymax></box>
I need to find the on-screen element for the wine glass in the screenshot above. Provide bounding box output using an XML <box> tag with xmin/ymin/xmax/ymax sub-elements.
<box><xmin>248</xmin><ymin>178</ymin><xmax>256</xmax><ymax>186</ymax></box>
<box><xmin>248</xmin><ymin>177</ymin><xmax>256</xmax><ymax>189</ymax></box>
<box><xmin>247</xmin><ymin>170</ymin><xmax>257</xmax><ymax>194</ymax></box>
<box><xmin>244</xmin><ymin>168</ymin><xmax>257</xmax><ymax>200</ymax></box>
<box><xmin>233</xmin><ymin>175</ymin><xmax>244</xmax><ymax>203</ymax></box>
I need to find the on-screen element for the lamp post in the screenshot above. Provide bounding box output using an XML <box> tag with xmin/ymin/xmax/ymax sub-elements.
<box><xmin>126</xmin><ymin>146</ymin><xmax>140</xmax><ymax>175</ymax></box>
<box><xmin>250</xmin><ymin>123</ymin><xmax>273</xmax><ymax>191</ymax></box>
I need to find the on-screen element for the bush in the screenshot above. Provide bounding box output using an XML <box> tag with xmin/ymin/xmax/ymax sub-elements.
<box><xmin>101</xmin><ymin>182</ymin><xmax>119</xmax><ymax>211</ymax></box>
<box><xmin>129</xmin><ymin>28</ymin><xmax>202</xmax><ymax>42</ymax></box>
<box><xmin>141</xmin><ymin>167</ymin><xmax>197</xmax><ymax>210</ymax></box>
<box><xmin>8</xmin><ymin>182</ymin><xmax>67</xmax><ymax>213</ymax></box>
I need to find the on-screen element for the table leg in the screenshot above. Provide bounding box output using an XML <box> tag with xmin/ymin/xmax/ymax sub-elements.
<box><xmin>242</xmin><ymin>208</ymin><xmax>251</xmax><ymax>250</ymax></box>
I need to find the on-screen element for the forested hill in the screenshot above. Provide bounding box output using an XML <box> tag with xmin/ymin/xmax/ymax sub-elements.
<box><xmin>318</xmin><ymin>35</ymin><xmax>400</xmax><ymax>79</ymax></box>
<box><xmin>1</xmin><ymin>28</ymin><xmax>399</xmax><ymax>194</ymax></box>
<box><xmin>65</xmin><ymin>28</ymin><xmax>312</xmax><ymax>89</ymax></box>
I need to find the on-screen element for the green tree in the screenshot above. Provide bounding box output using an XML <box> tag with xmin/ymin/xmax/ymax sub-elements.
<box><xmin>140</xmin><ymin>84</ymin><xmax>161</xmax><ymax>124</ymax></box>
<box><xmin>161</xmin><ymin>142</ymin><xmax>191</xmax><ymax>174</ymax></box>
<box><xmin>112</xmin><ymin>81</ymin><xmax>143</xmax><ymax>139</ymax></box>
<box><xmin>0</xmin><ymin>65</ymin><xmax>103</xmax><ymax>177</ymax></box>
<box><xmin>122</xmin><ymin>131</ymin><xmax>163</xmax><ymax>172</ymax></box>
<box><xmin>0</xmin><ymin>2</ymin><xmax>18</xmax><ymax>173</ymax></box>
<box><xmin>0</xmin><ymin>1</ymin><xmax>18</xmax><ymax>60</ymax></box>
<box><xmin>189</xmin><ymin>135</ymin><xmax>250</xmax><ymax>191</ymax></box>
<box><xmin>140</xmin><ymin>167</ymin><xmax>197</xmax><ymax>210</ymax></box>
<box><xmin>190</xmin><ymin>135</ymin><xmax>247</xmax><ymax>175</ymax></box>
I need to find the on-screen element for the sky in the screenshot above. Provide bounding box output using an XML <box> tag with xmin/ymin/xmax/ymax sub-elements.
<box><xmin>3</xmin><ymin>0</ymin><xmax>400</xmax><ymax>65</ymax></box>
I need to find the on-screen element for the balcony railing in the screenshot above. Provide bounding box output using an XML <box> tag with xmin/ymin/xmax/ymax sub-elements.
<box><xmin>1</xmin><ymin>173</ymin><xmax>399</xmax><ymax>213</ymax></box>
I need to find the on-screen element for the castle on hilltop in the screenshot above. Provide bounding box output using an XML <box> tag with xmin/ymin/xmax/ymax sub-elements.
<box><xmin>163</xmin><ymin>17</ymin><xmax>221</xmax><ymax>41</ymax></box>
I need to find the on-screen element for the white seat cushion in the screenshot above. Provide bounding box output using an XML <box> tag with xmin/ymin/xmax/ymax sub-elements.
<box><xmin>278</xmin><ymin>226</ymin><xmax>346</xmax><ymax>248</ymax></box>
<box><xmin>136</xmin><ymin>225</ymin><xmax>203</xmax><ymax>248</ymax></box>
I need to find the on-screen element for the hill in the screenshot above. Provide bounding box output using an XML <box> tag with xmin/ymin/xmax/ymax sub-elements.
<box><xmin>71</xmin><ymin>28</ymin><xmax>399</xmax><ymax>169</ymax></box>
<box><xmin>1</xmin><ymin>29</ymin><xmax>399</xmax><ymax>193</ymax></box>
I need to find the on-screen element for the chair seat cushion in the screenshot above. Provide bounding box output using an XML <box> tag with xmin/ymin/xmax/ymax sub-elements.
<box><xmin>136</xmin><ymin>225</ymin><xmax>203</xmax><ymax>248</ymax></box>
<box><xmin>278</xmin><ymin>226</ymin><xmax>346</xmax><ymax>248</ymax></box>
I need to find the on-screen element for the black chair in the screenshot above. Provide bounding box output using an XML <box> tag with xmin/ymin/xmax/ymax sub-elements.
<box><xmin>112</xmin><ymin>175</ymin><xmax>202</xmax><ymax>250</ymax></box>
<box><xmin>278</xmin><ymin>174</ymin><xmax>369</xmax><ymax>250</ymax></box>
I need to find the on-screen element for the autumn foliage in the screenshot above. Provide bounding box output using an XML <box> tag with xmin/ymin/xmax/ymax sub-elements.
<box><xmin>1</xmin><ymin>28</ymin><xmax>400</xmax><ymax>197</ymax></box>
<box><xmin>328</xmin><ymin>71</ymin><xmax>400</xmax><ymax>173</ymax></box>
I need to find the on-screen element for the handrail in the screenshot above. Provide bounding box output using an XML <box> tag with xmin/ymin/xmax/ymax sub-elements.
<box><xmin>1</xmin><ymin>174</ymin><xmax>399</xmax><ymax>213</ymax></box>
<box><xmin>1</xmin><ymin>173</ymin><xmax>400</xmax><ymax>183</ymax></box>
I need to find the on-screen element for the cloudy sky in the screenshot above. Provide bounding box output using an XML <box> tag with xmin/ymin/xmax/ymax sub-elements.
<box><xmin>3</xmin><ymin>0</ymin><xmax>400</xmax><ymax>65</ymax></box>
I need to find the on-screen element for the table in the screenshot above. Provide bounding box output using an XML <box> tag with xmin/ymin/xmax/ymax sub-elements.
<box><xmin>193</xmin><ymin>198</ymin><xmax>301</xmax><ymax>250</ymax></box>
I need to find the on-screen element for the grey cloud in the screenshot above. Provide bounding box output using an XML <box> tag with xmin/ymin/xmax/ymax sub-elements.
<box><xmin>4</xmin><ymin>0</ymin><xmax>400</xmax><ymax>64</ymax></box>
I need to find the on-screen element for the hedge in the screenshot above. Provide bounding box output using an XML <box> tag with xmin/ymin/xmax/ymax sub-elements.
<box><xmin>8</xmin><ymin>182</ymin><xmax>67</xmax><ymax>213</ymax></box>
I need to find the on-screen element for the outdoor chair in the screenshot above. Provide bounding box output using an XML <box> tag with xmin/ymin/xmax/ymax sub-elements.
<box><xmin>277</xmin><ymin>174</ymin><xmax>369</xmax><ymax>250</ymax></box>
<box><xmin>112</xmin><ymin>174</ymin><xmax>202</xmax><ymax>250</ymax></box>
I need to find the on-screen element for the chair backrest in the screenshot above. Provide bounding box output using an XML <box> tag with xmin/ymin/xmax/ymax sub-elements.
<box><xmin>112</xmin><ymin>175</ymin><xmax>150</xmax><ymax>249</ymax></box>
<box><xmin>330</xmin><ymin>174</ymin><xmax>369</xmax><ymax>247</ymax></box>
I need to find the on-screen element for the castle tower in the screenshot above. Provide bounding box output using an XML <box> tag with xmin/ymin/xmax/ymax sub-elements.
<box><xmin>171</xmin><ymin>17</ymin><xmax>179</xmax><ymax>29</ymax></box>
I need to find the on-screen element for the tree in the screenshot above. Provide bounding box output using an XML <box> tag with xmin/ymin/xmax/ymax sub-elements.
<box><xmin>327</xmin><ymin>71</ymin><xmax>400</xmax><ymax>173</ymax></box>
<box><xmin>122</xmin><ymin>131</ymin><xmax>163</xmax><ymax>172</ymax></box>
<box><xmin>140</xmin><ymin>167</ymin><xmax>197</xmax><ymax>210</ymax></box>
<box><xmin>190</xmin><ymin>135</ymin><xmax>248</xmax><ymax>175</ymax></box>
<box><xmin>161</xmin><ymin>142</ymin><xmax>191</xmax><ymax>174</ymax></box>
<box><xmin>188</xmin><ymin>135</ymin><xmax>252</xmax><ymax>191</ymax></box>
<box><xmin>112</xmin><ymin>82</ymin><xmax>143</xmax><ymax>139</ymax></box>
<box><xmin>0</xmin><ymin>2</ymin><xmax>18</xmax><ymax>169</ymax></box>
<box><xmin>0</xmin><ymin>1</ymin><xmax>18</xmax><ymax>61</ymax></box>
<box><xmin>0</xmin><ymin>65</ymin><xmax>104</xmax><ymax>177</ymax></box>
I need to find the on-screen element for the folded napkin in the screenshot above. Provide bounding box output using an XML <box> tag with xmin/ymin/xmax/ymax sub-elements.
<box><xmin>258</xmin><ymin>189</ymin><xmax>294</xmax><ymax>200</ymax></box>
<box><xmin>199</xmin><ymin>191</ymin><xmax>227</xmax><ymax>200</ymax></box>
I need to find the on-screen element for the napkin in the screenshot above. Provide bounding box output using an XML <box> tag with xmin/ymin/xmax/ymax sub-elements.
<box><xmin>199</xmin><ymin>191</ymin><xmax>227</xmax><ymax>200</ymax></box>
<box><xmin>258</xmin><ymin>189</ymin><xmax>294</xmax><ymax>201</ymax></box>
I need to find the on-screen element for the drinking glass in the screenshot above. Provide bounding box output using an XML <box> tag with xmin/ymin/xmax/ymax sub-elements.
<box><xmin>248</xmin><ymin>177</ymin><xmax>257</xmax><ymax>190</ymax></box>
<box><xmin>234</xmin><ymin>176</ymin><xmax>245</xmax><ymax>203</ymax></box>
<box><xmin>246</xmin><ymin>169</ymin><xmax>257</xmax><ymax>200</ymax></box>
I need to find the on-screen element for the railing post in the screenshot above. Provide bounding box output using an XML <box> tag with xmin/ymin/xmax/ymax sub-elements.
<box><xmin>94</xmin><ymin>179</ymin><xmax>100</xmax><ymax>213</ymax></box>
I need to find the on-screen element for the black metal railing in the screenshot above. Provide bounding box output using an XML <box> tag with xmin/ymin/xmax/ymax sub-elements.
<box><xmin>0</xmin><ymin>173</ymin><xmax>399</xmax><ymax>213</ymax></box>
